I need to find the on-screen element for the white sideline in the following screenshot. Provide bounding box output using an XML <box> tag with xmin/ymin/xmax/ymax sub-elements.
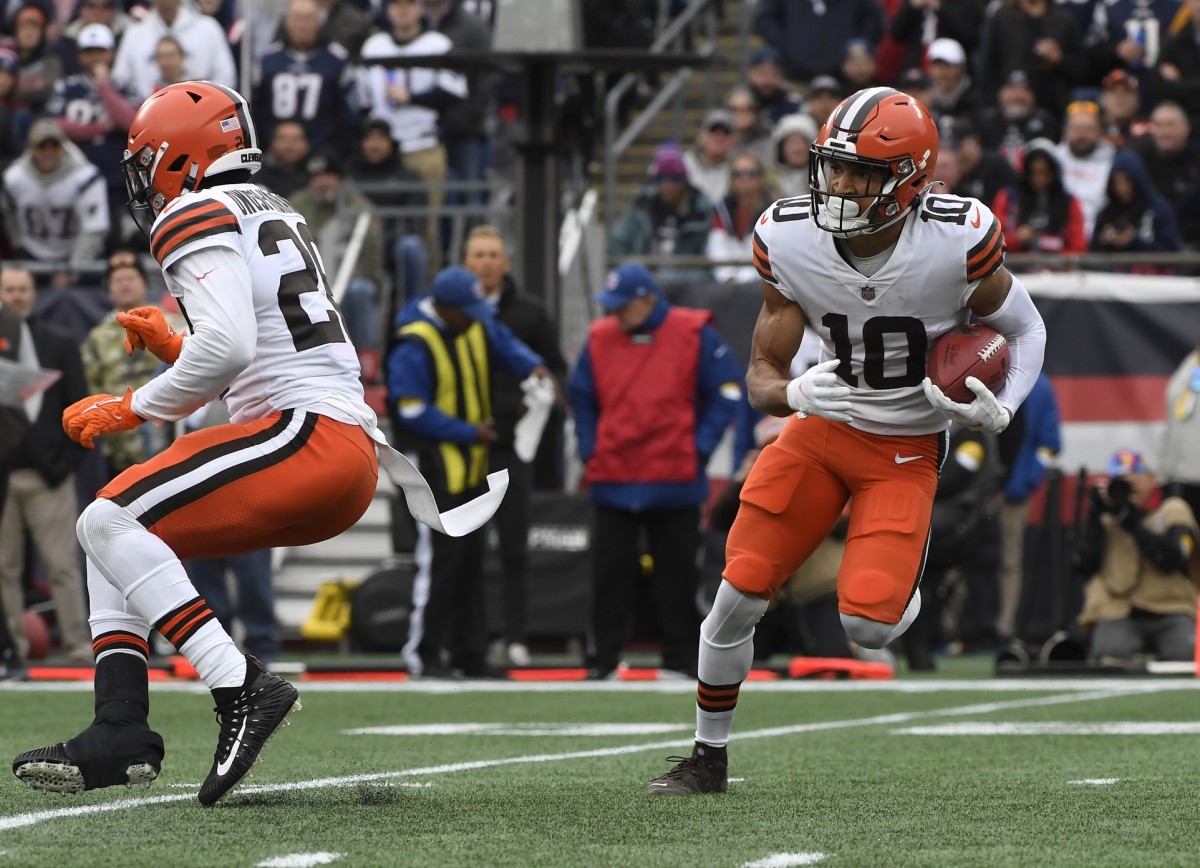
<box><xmin>0</xmin><ymin>684</ymin><xmax>1167</xmax><ymax>834</ymax></box>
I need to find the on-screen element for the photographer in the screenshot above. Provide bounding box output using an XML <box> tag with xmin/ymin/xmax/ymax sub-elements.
<box><xmin>1074</xmin><ymin>450</ymin><xmax>1200</xmax><ymax>662</ymax></box>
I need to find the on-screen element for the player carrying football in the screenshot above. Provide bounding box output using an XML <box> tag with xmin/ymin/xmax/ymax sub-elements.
<box><xmin>11</xmin><ymin>82</ymin><xmax>504</xmax><ymax>805</ymax></box>
<box><xmin>647</xmin><ymin>87</ymin><xmax>1047</xmax><ymax>794</ymax></box>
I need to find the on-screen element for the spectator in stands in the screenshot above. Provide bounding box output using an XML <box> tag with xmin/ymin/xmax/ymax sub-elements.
<box><xmin>882</xmin><ymin>0</ymin><xmax>986</xmax><ymax>86</ymax></box>
<box><xmin>46</xmin><ymin>23</ymin><xmax>138</xmax><ymax>234</ymax></box>
<box><xmin>312</xmin><ymin>0</ymin><xmax>372</xmax><ymax>58</ymax></box>
<box><xmin>925</xmin><ymin>37</ymin><xmax>979</xmax><ymax>124</ymax></box>
<box><xmin>979</xmin><ymin>0</ymin><xmax>1086</xmax><ymax>115</ymax></box>
<box><xmin>0</xmin><ymin>49</ymin><xmax>25</xmax><ymax>174</ymax></box>
<box><xmin>707</xmin><ymin>151</ymin><xmax>774</xmax><ymax>284</ymax></box>
<box><xmin>896</xmin><ymin>68</ymin><xmax>933</xmax><ymax>112</ymax></box>
<box><xmin>839</xmin><ymin>38</ymin><xmax>881</xmax><ymax>95</ymax></box>
<box><xmin>1</xmin><ymin>119</ymin><xmax>108</xmax><ymax>287</ymax></box>
<box><xmin>976</xmin><ymin>70</ymin><xmax>1062</xmax><ymax>171</ymax></box>
<box><xmin>12</xmin><ymin>4</ymin><xmax>61</xmax><ymax>114</ymax></box>
<box><xmin>255</xmin><ymin>119</ymin><xmax>310</xmax><ymax>199</ymax></box>
<box><xmin>744</xmin><ymin>46</ymin><xmax>801</xmax><ymax>125</ymax></box>
<box><xmin>424</xmin><ymin>0</ymin><xmax>494</xmax><ymax>214</ymax></box>
<box><xmin>1131</xmin><ymin>102</ymin><xmax>1200</xmax><ymax>246</ymax></box>
<box><xmin>1054</xmin><ymin>100</ymin><xmax>1116</xmax><ymax>239</ymax></box>
<box><xmin>1084</xmin><ymin>0</ymin><xmax>1177</xmax><ymax>95</ymax></box>
<box><xmin>803</xmin><ymin>75</ymin><xmax>843</xmax><ymax>128</ymax></box>
<box><xmin>1161</xmin><ymin>345</ymin><xmax>1200</xmax><ymax>524</ymax></box>
<box><xmin>755</xmin><ymin>0</ymin><xmax>884</xmax><ymax>84</ymax></box>
<box><xmin>111</xmin><ymin>0</ymin><xmax>235</xmax><ymax>101</ymax></box>
<box><xmin>359</xmin><ymin>0</ymin><xmax>467</xmax><ymax>265</ymax></box>
<box><xmin>1074</xmin><ymin>450</ymin><xmax>1199</xmax><ymax>663</ymax></box>
<box><xmin>1099</xmin><ymin>69</ymin><xmax>1148</xmax><ymax>148</ymax></box>
<box><xmin>609</xmin><ymin>142</ymin><xmax>714</xmax><ymax>285</ymax></box>
<box><xmin>930</xmin><ymin>142</ymin><xmax>962</xmax><ymax>193</ymax></box>
<box><xmin>1090</xmin><ymin>150</ymin><xmax>1182</xmax><ymax>260</ymax></box>
<box><xmin>51</xmin><ymin>0</ymin><xmax>131</xmax><ymax>77</ymax></box>
<box><xmin>0</xmin><ymin>265</ymin><xmax>91</xmax><ymax>664</ymax></box>
<box><xmin>683</xmin><ymin>109</ymin><xmax>734</xmax><ymax>207</ymax></box>
<box><xmin>727</xmin><ymin>85</ymin><xmax>772</xmax><ymax>167</ymax></box>
<box><xmin>387</xmin><ymin>266</ymin><xmax>549</xmax><ymax>677</ymax></box>
<box><xmin>993</xmin><ymin>139</ymin><xmax>1088</xmax><ymax>256</ymax></box>
<box><xmin>254</xmin><ymin>0</ymin><xmax>356</xmax><ymax>152</ymax></box>
<box><xmin>568</xmin><ymin>264</ymin><xmax>740</xmax><ymax>679</ymax></box>
<box><xmin>149</xmin><ymin>35</ymin><xmax>186</xmax><ymax>92</ymax></box>
<box><xmin>1157</xmin><ymin>0</ymin><xmax>1200</xmax><ymax>121</ymax></box>
<box><xmin>0</xmin><ymin>304</ymin><xmax>32</xmax><ymax>680</ymax></box>
<box><xmin>290</xmin><ymin>147</ymin><xmax>386</xmax><ymax>351</ymax></box>
<box><xmin>997</xmin><ymin>373</ymin><xmax>1060</xmax><ymax>640</ymax></box>
<box><xmin>953</xmin><ymin>119</ymin><xmax>1018</xmax><ymax>208</ymax></box>
<box><xmin>347</xmin><ymin>116</ymin><xmax>430</xmax><ymax>307</ymax></box>
<box><xmin>771</xmin><ymin>112</ymin><xmax>817</xmax><ymax>198</ymax></box>
<box><xmin>462</xmin><ymin>225</ymin><xmax>567</xmax><ymax>667</ymax></box>
<box><xmin>81</xmin><ymin>255</ymin><xmax>177</xmax><ymax>480</ymax></box>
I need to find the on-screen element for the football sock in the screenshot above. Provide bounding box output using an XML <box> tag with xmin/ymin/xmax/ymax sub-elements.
<box><xmin>155</xmin><ymin>598</ymin><xmax>247</xmax><ymax>690</ymax></box>
<box><xmin>695</xmin><ymin>581</ymin><xmax>768</xmax><ymax>748</ymax></box>
<box><xmin>86</xmin><ymin>557</ymin><xmax>152</xmax><ymax>665</ymax></box>
<box><xmin>92</xmin><ymin>650</ymin><xmax>151</xmax><ymax>724</ymax></box>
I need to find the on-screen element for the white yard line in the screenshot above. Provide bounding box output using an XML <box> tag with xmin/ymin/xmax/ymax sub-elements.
<box><xmin>256</xmin><ymin>853</ymin><xmax>344</xmax><ymax>868</ymax></box>
<box><xmin>0</xmin><ymin>685</ymin><xmax>1165</xmax><ymax>834</ymax></box>
<box><xmin>742</xmin><ymin>853</ymin><xmax>827</xmax><ymax>867</ymax></box>
<box><xmin>894</xmin><ymin>722</ymin><xmax>1200</xmax><ymax>736</ymax></box>
<box><xmin>1068</xmin><ymin>778</ymin><xmax>1121</xmax><ymax>785</ymax></box>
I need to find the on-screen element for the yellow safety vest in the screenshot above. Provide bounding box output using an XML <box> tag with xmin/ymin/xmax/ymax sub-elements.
<box><xmin>397</xmin><ymin>319</ymin><xmax>491</xmax><ymax>493</ymax></box>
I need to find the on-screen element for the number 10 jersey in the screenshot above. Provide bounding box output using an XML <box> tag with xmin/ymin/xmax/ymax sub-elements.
<box><xmin>753</xmin><ymin>192</ymin><xmax>1006</xmax><ymax>436</ymax></box>
<box><xmin>147</xmin><ymin>183</ymin><xmax>369</xmax><ymax>427</ymax></box>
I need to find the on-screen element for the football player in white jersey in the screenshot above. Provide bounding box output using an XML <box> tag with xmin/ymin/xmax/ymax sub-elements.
<box><xmin>11</xmin><ymin>81</ymin><xmax>504</xmax><ymax>806</ymax></box>
<box><xmin>648</xmin><ymin>87</ymin><xmax>1047</xmax><ymax>794</ymax></box>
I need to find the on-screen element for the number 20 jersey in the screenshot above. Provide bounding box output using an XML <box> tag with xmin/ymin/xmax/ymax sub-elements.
<box><xmin>149</xmin><ymin>183</ymin><xmax>367</xmax><ymax>426</ymax></box>
<box><xmin>753</xmin><ymin>193</ymin><xmax>1006</xmax><ymax>436</ymax></box>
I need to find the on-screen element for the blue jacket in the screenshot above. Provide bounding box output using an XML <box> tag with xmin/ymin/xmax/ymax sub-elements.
<box><xmin>569</xmin><ymin>295</ymin><xmax>741</xmax><ymax>510</ymax></box>
<box><xmin>1005</xmin><ymin>373</ymin><xmax>1062</xmax><ymax>502</ymax></box>
<box><xmin>386</xmin><ymin>297</ymin><xmax>544</xmax><ymax>445</ymax></box>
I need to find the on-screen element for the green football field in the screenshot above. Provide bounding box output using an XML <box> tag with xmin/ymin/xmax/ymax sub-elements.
<box><xmin>1</xmin><ymin>665</ymin><xmax>1199</xmax><ymax>867</ymax></box>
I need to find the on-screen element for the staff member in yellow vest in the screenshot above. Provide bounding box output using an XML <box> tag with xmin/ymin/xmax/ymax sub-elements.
<box><xmin>386</xmin><ymin>265</ymin><xmax>550</xmax><ymax>677</ymax></box>
<box><xmin>1073</xmin><ymin>449</ymin><xmax>1200</xmax><ymax>663</ymax></box>
<box><xmin>569</xmin><ymin>264</ymin><xmax>742</xmax><ymax>680</ymax></box>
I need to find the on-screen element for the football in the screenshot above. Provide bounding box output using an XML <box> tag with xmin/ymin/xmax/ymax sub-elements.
<box><xmin>927</xmin><ymin>324</ymin><xmax>1010</xmax><ymax>404</ymax></box>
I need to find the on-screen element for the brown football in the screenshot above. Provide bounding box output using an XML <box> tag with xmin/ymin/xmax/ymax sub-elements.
<box><xmin>927</xmin><ymin>324</ymin><xmax>1010</xmax><ymax>404</ymax></box>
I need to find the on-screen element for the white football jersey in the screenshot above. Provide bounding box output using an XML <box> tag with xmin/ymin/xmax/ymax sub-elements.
<box><xmin>147</xmin><ymin>183</ymin><xmax>370</xmax><ymax>426</ymax></box>
<box><xmin>1</xmin><ymin>156</ymin><xmax>109</xmax><ymax>262</ymax></box>
<box><xmin>753</xmin><ymin>193</ymin><xmax>1005</xmax><ymax>436</ymax></box>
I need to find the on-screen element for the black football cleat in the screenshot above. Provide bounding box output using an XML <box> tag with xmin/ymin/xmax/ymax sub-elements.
<box><xmin>645</xmin><ymin>742</ymin><xmax>728</xmax><ymax>795</ymax></box>
<box><xmin>13</xmin><ymin>722</ymin><xmax>164</xmax><ymax>794</ymax></box>
<box><xmin>198</xmin><ymin>658</ymin><xmax>300</xmax><ymax>806</ymax></box>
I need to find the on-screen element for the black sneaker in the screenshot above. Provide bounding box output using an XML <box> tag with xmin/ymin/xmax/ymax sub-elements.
<box><xmin>645</xmin><ymin>742</ymin><xmax>728</xmax><ymax>795</ymax></box>
<box><xmin>13</xmin><ymin>722</ymin><xmax>164</xmax><ymax>794</ymax></box>
<box><xmin>198</xmin><ymin>658</ymin><xmax>300</xmax><ymax>806</ymax></box>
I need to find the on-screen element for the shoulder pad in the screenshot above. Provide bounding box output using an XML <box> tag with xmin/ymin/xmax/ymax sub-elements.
<box><xmin>150</xmin><ymin>193</ymin><xmax>241</xmax><ymax>267</ymax></box>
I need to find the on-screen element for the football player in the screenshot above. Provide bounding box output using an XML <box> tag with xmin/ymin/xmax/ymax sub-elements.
<box><xmin>11</xmin><ymin>81</ymin><xmax>504</xmax><ymax>806</ymax></box>
<box><xmin>647</xmin><ymin>87</ymin><xmax>1047</xmax><ymax>795</ymax></box>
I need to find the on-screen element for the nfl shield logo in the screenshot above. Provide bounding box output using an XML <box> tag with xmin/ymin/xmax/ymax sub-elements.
<box><xmin>859</xmin><ymin>285</ymin><xmax>876</xmax><ymax>301</ymax></box>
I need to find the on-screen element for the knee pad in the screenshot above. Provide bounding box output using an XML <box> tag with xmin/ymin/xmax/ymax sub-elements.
<box><xmin>840</xmin><ymin>613</ymin><xmax>894</xmax><ymax>650</ymax></box>
<box><xmin>701</xmin><ymin>581</ymin><xmax>769</xmax><ymax>650</ymax></box>
<box><xmin>77</xmin><ymin>498</ymin><xmax>131</xmax><ymax>559</ymax></box>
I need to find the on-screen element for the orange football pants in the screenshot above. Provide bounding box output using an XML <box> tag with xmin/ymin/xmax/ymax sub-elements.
<box><xmin>100</xmin><ymin>409</ymin><xmax>379</xmax><ymax>559</ymax></box>
<box><xmin>725</xmin><ymin>414</ymin><xmax>946</xmax><ymax>624</ymax></box>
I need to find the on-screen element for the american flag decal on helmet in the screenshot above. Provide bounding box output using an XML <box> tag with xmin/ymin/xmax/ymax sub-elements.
<box><xmin>220</xmin><ymin>117</ymin><xmax>241</xmax><ymax>133</ymax></box>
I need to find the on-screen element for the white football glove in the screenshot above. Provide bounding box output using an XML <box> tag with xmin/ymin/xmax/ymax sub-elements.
<box><xmin>786</xmin><ymin>359</ymin><xmax>853</xmax><ymax>423</ymax></box>
<box><xmin>922</xmin><ymin>376</ymin><xmax>1012</xmax><ymax>434</ymax></box>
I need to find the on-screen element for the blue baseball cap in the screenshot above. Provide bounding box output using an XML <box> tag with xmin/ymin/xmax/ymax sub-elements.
<box><xmin>596</xmin><ymin>264</ymin><xmax>659</xmax><ymax>311</ymax></box>
<box><xmin>1108</xmin><ymin>449</ymin><xmax>1149</xmax><ymax>477</ymax></box>
<box><xmin>432</xmin><ymin>266</ymin><xmax>492</xmax><ymax>321</ymax></box>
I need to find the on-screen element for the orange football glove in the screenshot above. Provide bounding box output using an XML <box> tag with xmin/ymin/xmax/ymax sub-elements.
<box><xmin>62</xmin><ymin>388</ymin><xmax>143</xmax><ymax>448</ymax></box>
<box><xmin>116</xmin><ymin>306</ymin><xmax>184</xmax><ymax>364</ymax></box>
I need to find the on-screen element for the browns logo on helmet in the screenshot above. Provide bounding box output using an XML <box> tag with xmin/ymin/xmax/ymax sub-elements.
<box><xmin>809</xmin><ymin>87</ymin><xmax>938</xmax><ymax>238</ymax></box>
<box><xmin>121</xmin><ymin>81</ymin><xmax>262</xmax><ymax>236</ymax></box>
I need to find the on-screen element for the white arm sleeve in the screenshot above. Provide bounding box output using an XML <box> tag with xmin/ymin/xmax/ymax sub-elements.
<box><xmin>977</xmin><ymin>274</ymin><xmax>1046</xmax><ymax>417</ymax></box>
<box><xmin>130</xmin><ymin>246</ymin><xmax>258</xmax><ymax>423</ymax></box>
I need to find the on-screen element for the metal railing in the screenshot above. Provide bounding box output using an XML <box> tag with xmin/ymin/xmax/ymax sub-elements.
<box><xmin>602</xmin><ymin>0</ymin><xmax>720</xmax><ymax>230</ymax></box>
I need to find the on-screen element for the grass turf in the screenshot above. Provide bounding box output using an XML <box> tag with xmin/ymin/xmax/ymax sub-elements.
<box><xmin>0</xmin><ymin>675</ymin><xmax>1197</xmax><ymax>867</ymax></box>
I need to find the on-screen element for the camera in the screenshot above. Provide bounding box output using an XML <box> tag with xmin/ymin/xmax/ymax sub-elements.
<box><xmin>1107</xmin><ymin>476</ymin><xmax>1132</xmax><ymax>513</ymax></box>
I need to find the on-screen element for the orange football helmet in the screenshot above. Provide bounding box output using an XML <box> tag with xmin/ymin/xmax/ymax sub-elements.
<box><xmin>809</xmin><ymin>87</ymin><xmax>938</xmax><ymax>237</ymax></box>
<box><xmin>121</xmin><ymin>81</ymin><xmax>262</xmax><ymax>236</ymax></box>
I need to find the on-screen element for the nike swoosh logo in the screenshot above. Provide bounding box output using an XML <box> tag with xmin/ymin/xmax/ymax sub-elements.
<box><xmin>970</xmin><ymin>209</ymin><xmax>981</xmax><ymax>229</ymax></box>
<box><xmin>648</xmin><ymin>782</ymin><xmax>670</xmax><ymax>788</ymax></box>
<box><xmin>195</xmin><ymin>268</ymin><xmax>217</xmax><ymax>281</ymax></box>
<box><xmin>895</xmin><ymin>454</ymin><xmax>922</xmax><ymax>464</ymax></box>
<box><xmin>216</xmin><ymin>716</ymin><xmax>248</xmax><ymax>776</ymax></box>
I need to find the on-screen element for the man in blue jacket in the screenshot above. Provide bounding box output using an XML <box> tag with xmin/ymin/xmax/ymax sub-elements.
<box><xmin>387</xmin><ymin>266</ymin><xmax>549</xmax><ymax>677</ymax></box>
<box><xmin>569</xmin><ymin>264</ymin><xmax>742</xmax><ymax>679</ymax></box>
